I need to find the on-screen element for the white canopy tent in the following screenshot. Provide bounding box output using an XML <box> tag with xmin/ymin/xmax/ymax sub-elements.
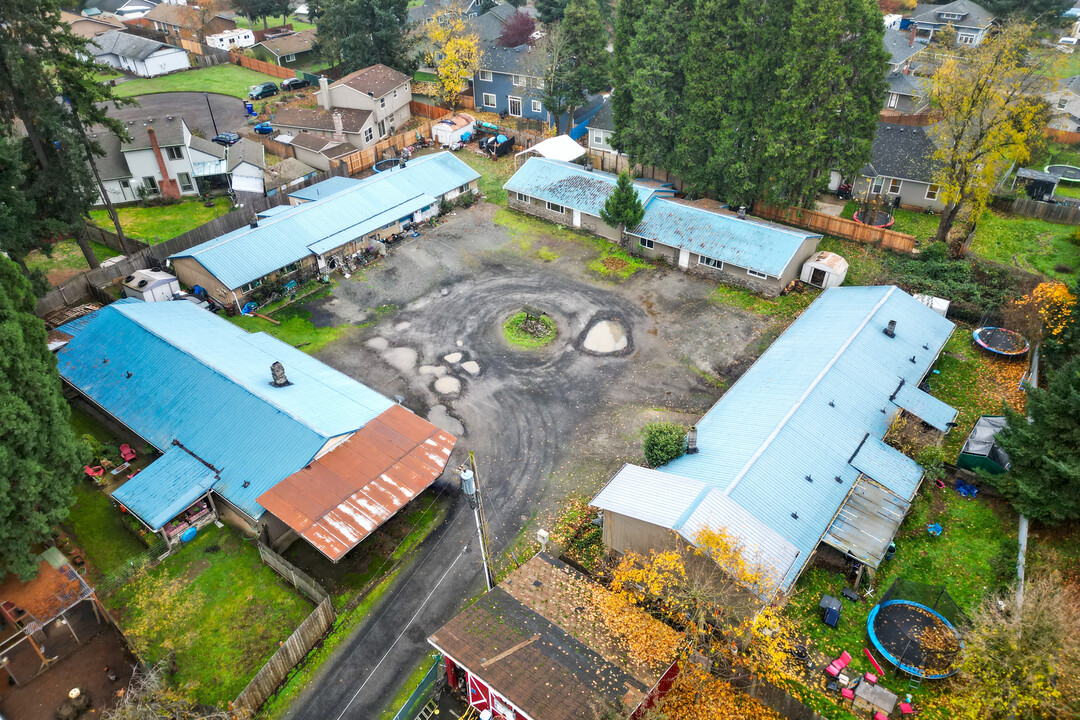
<box><xmin>514</xmin><ymin>134</ymin><xmax>586</xmax><ymax>167</ymax></box>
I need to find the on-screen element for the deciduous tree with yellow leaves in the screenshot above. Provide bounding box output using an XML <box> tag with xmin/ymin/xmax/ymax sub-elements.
<box><xmin>927</xmin><ymin>22</ymin><xmax>1050</xmax><ymax>243</ymax></box>
<box><xmin>425</xmin><ymin>3</ymin><xmax>482</xmax><ymax>110</ymax></box>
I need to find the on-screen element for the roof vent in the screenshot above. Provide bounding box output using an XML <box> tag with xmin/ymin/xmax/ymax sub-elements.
<box><xmin>137</xmin><ymin>279</ymin><xmax>149</xmax><ymax>288</ymax></box>
<box><xmin>835</xmin><ymin>476</ymin><xmax>843</xmax><ymax>483</ymax></box>
<box><xmin>883</xmin><ymin>319</ymin><xmax>896</xmax><ymax>338</ymax></box>
<box><xmin>686</xmin><ymin>426</ymin><xmax>698</xmax><ymax>454</ymax></box>
<box><xmin>910</xmin><ymin>355</ymin><xmax>917</xmax><ymax>364</ymax></box>
<box><xmin>242</xmin><ymin>480</ymin><xmax>250</xmax><ymax>488</ymax></box>
<box><xmin>738</xmin><ymin>206</ymin><xmax>746</xmax><ymax>219</ymax></box>
<box><xmin>125</xmin><ymin>275</ymin><xmax>136</xmax><ymax>282</ymax></box>
<box><xmin>791</xmin><ymin>512</ymin><xmax>799</xmax><ymax>520</ymax></box>
<box><xmin>828</xmin><ymin>400</ymin><xmax>835</xmax><ymax>407</ymax></box>
<box><xmin>270</xmin><ymin>362</ymin><xmax>291</xmax><ymax>387</ymax></box>
<box><xmin>805</xmin><ymin>474</ymin><xmax>813</xmax><ymax>483</ymax></box>
<box><xmin>249</xmin><ymin>216</ymin><xmax>259</xmax><ymax>229</ymax></box>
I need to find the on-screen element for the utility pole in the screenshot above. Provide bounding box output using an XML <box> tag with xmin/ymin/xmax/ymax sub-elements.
<box><xmin>204</xmin><ymin>93</ymin><xmax>220</xmax><ymax>137</ymax></box>
<box><xmin>459</xmin><ymin>452</ymin><xmax>495</xmax><ymax>591</ymax></box>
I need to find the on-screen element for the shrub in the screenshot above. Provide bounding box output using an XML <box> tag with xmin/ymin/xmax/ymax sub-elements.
<box><xmin>642</xmin><ymin>421</ymin><xmax>687</xmax><ymax>468</ymax></box>
<box><xmin>438</xmin><ymin>199</ymin><xmax>453</xmax><ymax>216</ymax></box>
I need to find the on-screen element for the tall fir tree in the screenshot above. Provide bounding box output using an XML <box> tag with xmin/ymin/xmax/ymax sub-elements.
<box><xmin>0</xmin><ymin>255</ymin><xmax>86</xmax><ymax>579</ymax></box>
<box><xmin>988</xmin><ymin>356</ymin><xmax>1080</xmax><ymax>524</ymax></box>
<box><xmin>536</xmin><ymin>0</ymin><xmax>569</xmax><ymax>23</ymax></box>
<box><xmin>600</xmin><ymin>170</ymin><xmax>646</xmax><ymax>244</ymax></box>
<box><xmin>316</xmin><ymin>0</ymin><xmax>415</xmax><ymax>74</ymax></box>
<box><xmin>610</xmin><ymin>0</ymin><xmax>645</xmax><ymax>154</ymax></box>
<box><xmin>560</xmin><ymin>0</ymin><xmax>610</xmax><ymax>113</ymax></box>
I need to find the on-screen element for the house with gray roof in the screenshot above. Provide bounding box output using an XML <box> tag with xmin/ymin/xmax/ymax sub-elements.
<box><xmin>88</xmin><ymin>29</ymin><xmax>189</xmax><ymax>77</ymax></box>
<box><xmin>311</xmin><ymin>64</ymin><xmax>413</xmax><ymax>145</ymax></box>
<box><xmin>885</xmin><ymin>71</ymin><xmax>929</xmax><ymax>114</ymax></box>
<box><xmin>504</xmin><ymin>158</ymin><xmax>822</xmax><ymax>295</ymax></box>
<box><xmin>227</xmin><ymin>138</ymin><xmax>266</xmax><ymax>195</ymax></box>
<box><xmin>883</xmin><ymin>26</ymin><xmax>925</xmax><ymax>73</ymax></box>
<box><xmin>252</xmin><ymin>29</ymin><xmax>318</xmax><ymax>68</ymax></box>
<box><xmin>592</xmin><ymin>286</ymin><xmax>957</xmax><ymax>598</ymax></box>
<box><xmin>1045</xmin><ymin>75</ymin><xmax>1080</xmax><ymax>132</ymax></box>
<box><xmin>910</xmin><ymin>0</ymin><xmax>995</xmax><ymax>46</ymax></box>
<box><xmin>854</xmin><ymin>122</ymin><xmax>944</xmax><ymax>211</ymax></box>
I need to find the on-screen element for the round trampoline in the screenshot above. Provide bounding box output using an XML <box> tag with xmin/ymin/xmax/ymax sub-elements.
<box><xmin>867</xmin><ymin>600</ymin><xmax>964</xmax><ymax>679</ymax></box>
<box><xmin>973</xmin><ymin>327</ymin><xmax>1029</xmax><ymax>357</ymax></box>
<box><xmin>1045</xmin><ymin>164</ymin><xmax>1080</xmax><ymax>182</ymax></box>
<box><xmin>853</xmin><ymin>210</ymin><xmax>895</xmax><ymax>229</ymax></box>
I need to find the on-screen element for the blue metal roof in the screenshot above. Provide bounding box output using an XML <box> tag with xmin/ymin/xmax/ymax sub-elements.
<box><xmin>56</xmin><ymin>301</ymin><xmax>395</xmax><ymax>523</ymax></box>
<box><xmin>849</xmin><ymin>437</ymin><xmax>924</xmax><ymax>501</ymax></box>
<box><xmin>632</xmin><ymin>200</ymin><xmax>819</xmax><ymax>277</ymax></box>
<box><xmin>503</xmin><ymin>158</ymin><xmax>665</xmax><ymax>217</ymax></box>
<box><xmin>288</xmin><ymin>176</ymin><xmax>361</xmax><ymax>202</ymax></box>
<box><xmin>893</xmin><ymin>382</ymin><xmax>958</xmax><ymax>433</ymax></box>
<box><xmin>592</xmin><ymin>286</ymin><xmax>956</xmax><ymax>592</ymax></box>
<box><xmin>112</xmin><ymin>446</ymin><xmax>217</xmax><ymax>530</ymax></box>
<box><xmin>307</xmin><ymin>193</ymin><xmax>435</xmax><ymax>255</ymax></box>
<box><xmin>171</xmin><ymin>153</ymin><xmax>477</xmax><ymax>290</ymax></box>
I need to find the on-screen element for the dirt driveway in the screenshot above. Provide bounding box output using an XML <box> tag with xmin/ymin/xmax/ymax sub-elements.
<box><xmin>286</xmin><ymin>203</ymin><xmax>768</xmax><ymax>720</ymax></box>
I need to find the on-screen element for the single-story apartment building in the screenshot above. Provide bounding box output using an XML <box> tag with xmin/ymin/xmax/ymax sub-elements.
<box><xmin>88</xmin><ymin>29</ymin><xmax>190</xmax><ymax>77</ymax></box>
<box><xmin>252</xmin><ymin>29</ymin><xmax>318</xmax><ymax>67</ymax></box>
<box><xmin>591</xmin><ymin>286</ymin><xmax>957</xmax><ymax>598</ymax></box>
<box><xmin>853</xmin><ymin>122</ymin><xmax>945</xmax><ymax>211</ymax></box>
<box><xmin>56</xmin><ymin>299</ymin><xmax>456</xmax><ymax>561</ymax></box>
<box><xmin>504</xmin><ymin>158</ymin><xmax>822</xmax><ymax>296</ymax></box>
<box><xmin>428</xmin><ymin>553</ymin><xmax>680</xmax><ymax>720</ymax></box>
<box><xmin>168</xmin><ymin>151</ymin><xmax>480</xmax><ymax>307</ymax></box>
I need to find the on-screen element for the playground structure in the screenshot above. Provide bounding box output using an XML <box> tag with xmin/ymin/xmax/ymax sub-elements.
<box><xmin>972</xmin><ymin>327</ymin><xmax>1029</xmax><ymax>358</ymax></box>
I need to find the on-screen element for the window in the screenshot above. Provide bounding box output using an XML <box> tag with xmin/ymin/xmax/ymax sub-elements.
<box><xmin>591</xmin><ymin>130</ymin><xmax>613</xmax><ymax>151</ymax></box>
<box><xmin>177</xmin><ymin>172</ymin><xmax>193</xmax><ymax>192</ymax></box>
<box><xmin>120</xmin><ymin>179</ymin><xmax>131</xmax><ymax>191</ymax></box>
<box><xmin>378</xmin><ymin>120</ymin><xmax>386</xmax><ymax>137</ymax></box>
<box><xmin>492</xmin><ymin>697</ymin><xmax>516</xmax><ymax>720</ymax></box>
<box><xmin>939</xmin><ymin>11</ymin><xmax>961</xmax><ymax>19</ymax></box>
<box><xmin>871</xmin><ymin>176</ymin><xmax>884</xmax><ymax>194</ymax></box>
<box><xmin>508</xmin><ymin>96</ymin><xmax>522</xmax><ymax>117</ymax></box>
<box><xmin>282</xmin><ymin>262</ymin><xmax>300</xmax><ymax>274</ymax></box>
<box><xmin>1060</xmin><ymin>98</ymin><xmax>1069</xmax><ymax>109</ymax></box>
<box><xmin>888</xmin><ymin>178</ymin><xmax>902</xmax><ymax>194</ymax></box>
<box><xmin>478</xmin><ymin>70</ymin><xmax>492</xmax><ymax>82</ymax></box>
<box><xmin>482</xmin><ymin>92</ymin><xmax>496</xmax><ymax>107</ymax></box>
<box><xmin>165</xmin><ymin>146</ymin><xmax>183</xmax><ymax>160</ymax></box>
<box><xmin>459</xmin><ymin>183</ymin><xmax>471</xmax><ymax>193</ymax></box>
<box><xmin>511</xmin><ymin>74</ymin><xmax>526</xmax><ymax>86</ymax></box>
<box><xmin>380</xmin><ymin>96</ymin><xmax>386</xmax><ymax>108</ymax></box>
<box><xmin>546</xmin><ymin>201</ymin><xmax>564</xmax><ymax>213</ymax></box>
<box><xmin>639</xmin><ymin>237</ymin><xmax>654</xmax><ymax>249</ymax></box>
<box><xmin>241</xmin><ymin>279</ymin><xmax>262</xmax><ymax>293</ymax></box>
<box><xmin>925</xmin><ymin>183</ymin><xmax>940</xmax><ymax>201</ymax></box>
<box><xmin>531</xmin><ymin>99</ymin><xmax>542</xmax><ymax>113</ymax></box>
<box><xmin>364</xmin><ymin>127</ymin><xmax>374</xmax><ymax>142</ymax></box>
<box><xmin>699</xmin><ymin>256</ymin><xmax>722</xmax><ymax>269</ymax></box>
<box><xmin>393</xmin><ymin>89</ymin><xmax>398</xmax><ymax>98</ymax></box>
<box><xmin>515</xmin><ymin>192</ymin><xmax>528</xmax><ymax>202</ymax></box>
<box><xmin>958</xmin><ymin>33</ymin><xmax>976</xmax><ymax>45</ymax></box>
<box><xmin>284</xmin><ymin>53</ymin><xmax>296</xmax><ymax>62</ymax></box>
<box><xmin>143</xmin><ymin>176</ymin><xmax>159</xmax><ymax>194</ymax></box>
<box><xmin>747</xmin><ymin>269</ymin><xmax>769</xmax><ymax>279</ymax></box>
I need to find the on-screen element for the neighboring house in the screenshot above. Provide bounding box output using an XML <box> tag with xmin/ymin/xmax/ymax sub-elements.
<box><xmin>884</xmin><ymin>71</ymin><xmax>928</xmax><ymax>114</ymax></box>
<box><xmin>144</xmin><ymin>2</ymin><xmax>236</xmax><ymax>40</ymax></box>
<box><xmin>286</xmin><ymin>132</ymin><xmax>361</xmax><ymax>172</ymax></box>
<box><xmin>471</xmin><ymin>4</ymin><xmax>551</xmax><ymax>124</ymax></box>
<box><xmin>854</xmin><ymin>122</ymin><xmax>945</xmax><ymax>211</ymax></box>
<box><xmin>504</xmin><ymin>158</ymin><xmax>822</xmax><ymax>296</ymax></box>
<box><xmin>592</xmin><ymin>286</ymin><xmax>957</xmax><ymax>597</ymax></box>
<box><xmin>1045</xmin><ymin>76</ymin><xmax>1080</xmax><ymax>132</ymax></box>
<box><xmin>90</xmin><ymin>116</ymin><xmax>230</xmax><ymax>205</ymax></box>
<box><xmin>252</xmin><ymin>29</ymin><xmax>317</xmax><ymax>67</ymax></box>
<box><xmin>428</xmin><ymin>553</ymin><xmax>680</xmax><ymax>720</ymax></box>
<box><xmin>56</xmin><ymin>300</ymin><xmax>456</xmax><ymax>560</ymax></box>
<box><xmin>84</xmin><ymin>0</ymin><xmax>160</xmax><ymax>21</ymax></box>
<box><xmin>168</xmin><ymin>152</ymin><xmax>480</xmax><ymax>303</ymax></box>
<box><xmin>883</xmin><ymin>27</ymin><xmax>924</xmax><ymax>74</ymax></box>
<box><xmin>206</xmin><ymin>28</ymin><xmax>255</xmax><ymax>50</ymax></box>
<box><xmin>264</xmin><ymin>157</ymin><xmax>319</xmax><ymax>196</ymax></box>
<box><xmin>585</xmin><ymin>96</ymin><xmax>615</xmax><ymax>157</ymax></box>
<box><xmin>909</xmin><ymin>0</ymin><xmax>995</xmax><ymax>46</ymax></box>
<box><xmin>88</xmin><ymin>30</ymin><xmax>190</xmax><ymax>77</ymax></box>
<box><xmin>227</xmin><ymin>138</ymin><xmax>266</xmax><ymax>194</ymax></box>
<box><xmin>61</xmin><ymin>9</ymin><xmax>124</xmax><ymax>38</ymax></box>
<box><xmin>315</xmin><ymin>64</ymin><xmax>413</xmax><ymax>138</ymax></box>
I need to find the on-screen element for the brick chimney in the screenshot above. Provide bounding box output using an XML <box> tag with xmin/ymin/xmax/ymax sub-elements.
<box><xmin>332</xmin><ymin>112</ymin><xmax>345</xmax><ymax>142</ymax></box>
<box><xmin>909</xmin><ymin>25</ymin><xmax>917</xmax><ymax>47</ymax></box>
<box><xmin>318</xmin><ymin>77</ymin><xmax>331</xmax><ymax>111</ymax></box>
<box><xmin>147</xmin><ymin>126</ymin><xmax>180</xmax><ymax>199</ymax></box>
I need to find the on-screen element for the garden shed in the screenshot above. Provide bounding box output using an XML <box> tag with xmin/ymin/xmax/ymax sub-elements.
<box><xmin>431</xmin><ymin>113</ymin><xmax>475</xmax><ymax>146</ymax></box>
<box><xmin>957</xmin><ymin>415</ymin><xmax>1011</xmax><ymax>474</ymax></box>
<box><xmin>122</xmin><ymin>269</ymin><xmax>180</xmax><ymax>302</ymax></box>
<box><xmin>799</xmin><ymin>251</ymin><xmax>848</xmax><ymax>288</ymax></box>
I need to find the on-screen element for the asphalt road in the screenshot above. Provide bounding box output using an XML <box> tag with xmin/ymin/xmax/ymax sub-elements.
<box><xmin>285</xmin><ymin>203</ymin><xmax>763</xmax><ymax>720</ymax></box>
<box><xmin>105</xmin><ymin>92</ymin><xmax>248</xmax><ymax>138</ymax></box>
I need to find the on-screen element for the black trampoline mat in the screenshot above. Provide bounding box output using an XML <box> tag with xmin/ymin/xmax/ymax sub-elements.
<box><xmin>872</xmin><ymin>602</ymin><xmax>961</xmax><ymax>674</ymax></box>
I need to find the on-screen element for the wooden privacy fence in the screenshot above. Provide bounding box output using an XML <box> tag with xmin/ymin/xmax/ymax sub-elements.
<box><xmin>879</xmin><ymin>109</ymin><xmax>942</xmax><ymax>127</ymax></box>
<box><xmin>753</xmin><ymin>202</ymin><xmax>917</xmax><ymax>253</ymax></box>
<box><xmin>240</xmin><ymin>130</ymin><xmax>296</xmax><ymax>159</ymax></box>
<box><xmin>586</xmin><ymin>151</ymin><xmax>686</xmax><ymax>191</ymax></box>
<box><xmin>330</xmin><ymin>118</ymin><xmax>447</xmax><ymax>175</ymax></box>
<box><xmin>233</xmin><ymin>544</ymin><xmax>335</xmax><ymax>714</ymax></box>
<box><xmin>1004</xmin><ymin>196</ymin><xmax>1080</xmax><ymax>225</ymax></box>
<box><xmin>1044</xmin><ymin>126</ymin><xmax>1080</xmax><ymax>145</ymax></box>
<box><xmin>83</xmin><ymin>223</ymin><xmax>150</xmax><ymax>253</ymax></box>
<box><xmin>231</xmin><ymin>51</ymin><xmax>296</xmax><ymax>80</ymax></box>
<box><xmin>410</xmin><ymin>99</ymin><xmax>452</xmax><ymax>119</ymax></box>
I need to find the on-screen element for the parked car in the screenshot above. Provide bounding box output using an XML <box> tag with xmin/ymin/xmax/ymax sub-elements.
<box><xmin>280</xmin><ymin>77</ymin><xmax>311</xmax><ymax>91</ymax></box>
<box><xmin>248</xmin><ymin>82</ymin><xmax>279</xmax><ymax>100</ymax></box>
<box><xmin>253</xmin><ymin>122</ymin><xmax>273</xmax><ymax>135</ymax></box>
<box><xmin>212</xmin><ymin>132</ymin><xmax>241</xmax><ymax>146</ymax></box>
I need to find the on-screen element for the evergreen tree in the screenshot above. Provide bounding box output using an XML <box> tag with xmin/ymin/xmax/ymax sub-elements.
<box><xmin>316</xmin><ymin>0</ymin><xmax>415</xmax><ymax>74</ymax></box>
<box><xmin>985</xmin><ymin>0</ymin><xmax>1072</xmax><ymax>25</ymax></box>
<box><xmin>536</xmin><ymin>0</ymin><xmax>569</xmax><ymax>23</ymax></box>
<box><xmin>988</xmin><ymin>356</ymin><xmax>1080</xmax><ymax>524</ymax></box>
<box><xmin>560</xmin><ymin>0</ymin><xmax>610</xmax><ymax>111</ymax></box>
<box><xmin>599</xmin><ymin>171</ymin><xmax>645</xmax><ymax>244</ymax></box>
<box><xmin>0</xmin><ymin>255</ymin><xmax>86</xmax><ymax>579</ymax></box>
<box><xmin>610</xmin><ymin>0</ymin><xmax>645</xmax><ymax>154</ymax></box>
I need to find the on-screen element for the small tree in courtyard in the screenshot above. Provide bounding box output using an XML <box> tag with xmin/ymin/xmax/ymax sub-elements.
<box><xmin>600</xmin><ymin>171</ymin><xmax>646</xmax><ymax>246</ymax></box>
<box><xmin>642</xmin><ymin>421</ymin><xmax>686</xmax><ymax>467</ymax></box>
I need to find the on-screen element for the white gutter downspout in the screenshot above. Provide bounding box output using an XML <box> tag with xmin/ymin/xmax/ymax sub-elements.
<box><xmin>230</xmin><ymin>288</ymin><xmax>242</xmax><ymax>314</ymax></box>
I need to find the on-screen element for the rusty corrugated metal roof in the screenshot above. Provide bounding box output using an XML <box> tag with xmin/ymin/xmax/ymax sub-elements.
<box><xmin>258</xmin><ymin>405</ymin><xmax>456</xmax><ymax>562</ymax></box>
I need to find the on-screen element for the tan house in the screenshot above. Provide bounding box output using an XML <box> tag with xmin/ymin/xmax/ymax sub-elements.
<box><xmin>61</xmin><ymin>10</ymin><xmax>125</xmax><ymax>39</ymax></box>
<box><xmin>144</xmin><ymin>3</ymin><xmax>236</xmax><ymax>41</ymax></box>
<box><xmin>315</xmin><ymin>64</ymin><xmax>413</xmax><ymax>141</ymax></box>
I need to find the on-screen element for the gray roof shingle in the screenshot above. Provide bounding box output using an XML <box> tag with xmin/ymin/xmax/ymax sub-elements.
<box><xmin>332</xmin><ymin>64</ymin><xmax>410</xmax><ymax>98</ymax></box>
<box><xmin>910</xmin><ymin>0</ymin><xmax>994</xmax><ymax>28</ymax></box>
<box><xmin>227</xmin><ymin>138</ymin><xmax>265</xmax><ymax>171</ymax></box>
<box><xmin>89</xmin><ymin>29</ymin><xmax>175</xmax><ymax>61</ymax></box>
<box><xmin>862</xmin><ymin>122</ymin><xmax>941</xmax><ymax>183</ymax></box>
<box><xmin>257</xmin><ymin>29</ymin><xmax>316</xmax><ymax>58</ymax></box>
<box><xmin>883</xmin><ymin>27</ymin><xmax>923</xmax><ymax>68</ymax></box>
<box><xmin>274</xmin><ymin>107</ymin><xmax>372</xmax><ymax>134</ymax></box>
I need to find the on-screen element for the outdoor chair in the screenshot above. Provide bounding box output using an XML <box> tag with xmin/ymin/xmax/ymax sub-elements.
<box><xmin>874</xmin><ymin>713</ymin><xmax>889</xmax><ymax>720</ymax></box>
<box><xmin>864</xmin><ymin>672</ymin><xmax>878</xmax><ymax>685</ymax></box>
<box><xmin>84</xmin><ymin>465</ymin><xmax>104</xmax><ymax>478</ymax></box>
<box><xmin>120</xmin><ymin>443</ymin><xmax>137</xmax><ymax>462</ymax></box>
<box><xmin>927</xmin><ymin>523</ymin><xmax>943</xmax><ymax>537</ymax></box>
<box><xmin>899</xmin><ymin>702</ymin><xmax>915</xmax><ymax>715</ymax></box>
<box><xmin>841</xmin><ymin>687</ymin><xmax>855</xmax><ymax>704</ymax></box>
<box><xmin>825</xmin><ymin>651</ymin><xmax>852</xmax><ymax>677</ymax></box>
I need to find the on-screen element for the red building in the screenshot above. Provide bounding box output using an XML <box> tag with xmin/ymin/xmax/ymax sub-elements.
<box><xmin>428</xmin><ymin>553</ymin><xmax>680</xmax><ymax>720</ymax></box>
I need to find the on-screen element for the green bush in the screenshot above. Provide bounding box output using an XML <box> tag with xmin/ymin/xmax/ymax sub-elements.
<box><xmin>987</xmin><ymin>538</ymin><xmax>1020</xmax><ymax>592</ymax></box>
<box><xmin>642</xmin><ymin>421</ymin><xmax>688</xmax><ymax>468</ymax></box>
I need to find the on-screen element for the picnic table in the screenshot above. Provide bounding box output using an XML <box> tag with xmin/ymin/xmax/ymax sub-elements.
<box><xmin>853</xmin><ymin>680</ymin><xmax>897</xmax><ymax>715</ymax></box>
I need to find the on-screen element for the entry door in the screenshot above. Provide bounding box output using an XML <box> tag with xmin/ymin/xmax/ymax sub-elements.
<box><xmin>810</xmin><ymin>267</ymin><xmax>826</xmax><ymax>287</ymax></box>
<box><xmin>678</xmin><ymin>248</ymin><xmax>690</xmax><ymax>268</ymax></box>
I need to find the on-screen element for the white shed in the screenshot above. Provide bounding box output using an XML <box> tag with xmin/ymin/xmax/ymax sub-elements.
<box><xmin>431</xmin><ymin>113</ymin><xmax>476</xmax><ymax>146</ymax></box>
<box><xmin>123</xmin><ymin>269</ymin><xmax>180</xmax><ymax>301</ymax></box>
<box><xmin>913</xmin><ymin>293</ymin><xmax>951</xmax><ymax>317</ymax></box>
<box><xmin>800</xmin><ymin>251</ymin><xmax>849</xmax><ymax>289</ymax></box>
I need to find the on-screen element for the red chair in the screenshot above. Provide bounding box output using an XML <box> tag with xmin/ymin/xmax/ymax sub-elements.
<box><xmin>874</xmin><ymin>713</ymin><xmax>888</xmax><ymax>720</ymax></box>
<box><xmin>825</xmin><ymin>651</ymin><xmax>852</xmax><ymax>677</ymax></box>
<box><xmin>120</xmin><ymin>444</ymin><xmax>137</xmax><ymax>462</ymax></box>
<box><xmin>84</xmin><ymin>465</ymin><xmax>104</xmax><ymax>478</ymax></box>
<box><xmin>900</xmin><ymin>702</ymin><xmax>916</xmax><ymax>715</ymax></box>
<box><xmin>864</xmin><ymin>672</ymin><xmax>878</xmax><ymax>685</ymax></box>
<box><xmin>841</xmin><ymin>687</ymin><xmax>854</xmax><ymax>703</ymax></box>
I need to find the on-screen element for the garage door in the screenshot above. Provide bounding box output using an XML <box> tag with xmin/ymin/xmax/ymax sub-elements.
<box><xmin>232</xmin><ymin>174</ymin><xmax>264</xmax><ymax>194</ymax></box>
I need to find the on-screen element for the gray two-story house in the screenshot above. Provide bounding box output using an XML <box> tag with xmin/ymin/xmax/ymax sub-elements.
<box><xmin>910</xmin><ymin>0</ymin><xmax>995</xmax><ymax>46</ymax></box>
<box><xmin>471</xmin><ymin>4</ymin><xmax>552</xmax><ymax>123</ymax></box>
<box><xmin>853</xmin><ymin>122</ymin><xmax>945</xmax><ymax>212</ymax></box>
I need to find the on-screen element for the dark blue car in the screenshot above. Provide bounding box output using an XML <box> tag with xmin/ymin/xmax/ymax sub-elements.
<box><xmin>253</xmin><ymin>122</ymin><xmax>273</xmax><ymax>135</ymax></box>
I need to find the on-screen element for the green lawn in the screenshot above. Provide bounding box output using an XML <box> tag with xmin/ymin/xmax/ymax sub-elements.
<box><xmin>235</xmin><ymin>14</ymin><xmax>317</xmax><ymax>32</ymax></box>
<box><xmin>840</xmin><ymin>201</ymin><xmax>940</xmax><ymax>242</ymax></box>
<box><xmin>112</xmin><ymin>64</ymin><xmax>284</xmax><ymax>99</ymax></box>
<box><xmin>64</xmin><ymin>482</ymin><xmax>148</xmax><ymax>577</ymax></box>
<box><xmin>228</xmin><ymin>308</ymin><xmax>354</xmax><ymax>353</ymax></box>
<box><xmin>1033</xmin><ymin>47</ymin><xmax>1080</xmax><ymax>79</ymax></box>
<box><xmin>969</xmin><ymin>211</ymin><xmax>1080</xmax><ymax>281</ymax></box>
<box><xmin>90</xmin><ymin>197</ymin><xmax>231</xmax><ymax>244</ymax></box>
<box><xmin>413</xmin><ymin>70</ymin><xmax>438</xmax><ymax>83</ymax></box>
<box><xmin>712</xmin><ymin>284</ymin><xmax>820</xmax><ymax>320</ymax></box>
<box><xmin>106</xmin><ymin>525</ymin><xmax>312</xmax><ymax>707</ymax></box>
<box><xmin>503</xmin><ymin>311</ymin><xmax>557</xmax><ymax>348</ymax></box>
<box><xmin>25</xmin><ymin>238</ymin><xmax>121</xmax><ymax>281</ymax></box>
<box><xmin>1053</xmin><ymin>182</ymin><xmax>1080</xmax><ymax>200</ymax></box>
<box><xmin>457</xmin><ymin>152</ymin><xmax>516</xmax><ymax>205</ymax></box>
